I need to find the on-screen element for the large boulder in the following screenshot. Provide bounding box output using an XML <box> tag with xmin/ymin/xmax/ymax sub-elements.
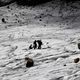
<box><xmin>0</xmin><ymin>0</ymin><xmax>15</xmax><ymax>6</ymax></box>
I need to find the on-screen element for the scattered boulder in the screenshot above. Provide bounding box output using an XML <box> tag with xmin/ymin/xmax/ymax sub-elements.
<box><xmin>16</xmin><ymin>0</ymin><xmax>52</xmax><ymax>6</ymax></box>
<box><xmin>2</xmin><ymin>18</ymin><xmax>6</xmax><ymax>23</ymax></box>
<box><xmin>74</xmin><ymin>58</ymin><xmax>79</xmax><ymax>63</ymax></box>
<box><xmin>64</xmin><ymin>64</ymin><xmax>66</xmax><ymax>66</ymax></box>
<box><xmin>7</xmin><ymin>5</ymin><xmax>10</xmax><ymax>8</ymax></box>
<box><xmin>25</xmin><ymin>57</ymin><xmax>34</xmax><ymax>68</ymax></box>
<box><xmin>78</xmin><ymin>43</ymin><xmax>80</xmax><ymax>49</ymax></box>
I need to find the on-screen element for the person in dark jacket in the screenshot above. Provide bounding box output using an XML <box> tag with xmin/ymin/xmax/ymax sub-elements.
<box><xmin>37</xmin><ymin>40</ymin><xmax>43</xmax><ymax>49</ymax></box>
<box><xmin>29</xmin><ymin>44</ymin><xmax>33</xmax><ymax>49</ymax></box>
<box><xmin>33</xmin><ymin>40</ymin><xmax>37</xmax><ymax>49</ymax></box>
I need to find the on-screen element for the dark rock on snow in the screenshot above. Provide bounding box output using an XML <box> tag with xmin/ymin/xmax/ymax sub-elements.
<box><xmin>25</xmin><ymin>57</ymin><xmax>34</xmax><ymax>68</ymax></box>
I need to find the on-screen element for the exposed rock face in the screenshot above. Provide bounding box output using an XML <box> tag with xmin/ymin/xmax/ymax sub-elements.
<box><xmin>0</xmin><ymin>0</ymin><xmax>14</xmax><ymax>6</ymax></box>
<box><xmin>16</xmin><ymin>0</ymin><xmax>52</xmax><ymax>6</ymax></box>
<box><xmin>0</xmin><ymin>0</ymin><xmax>52</xmax><ymax>6</ymax></box>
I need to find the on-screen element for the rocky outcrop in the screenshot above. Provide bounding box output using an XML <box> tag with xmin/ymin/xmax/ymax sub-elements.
<box><xmin>0</xmin><ymin>0</ymin><xmax>52</xmax><ymax>7</ymax></box>
<box><xmin>0</xmin><ymin>0</ymin><xmax>15</xmax><ymax>7</ymax></box>
<box><xmin>16</xmin><ymin>0</ymin><xmax>52</xmax><ymax>6</ymax></box>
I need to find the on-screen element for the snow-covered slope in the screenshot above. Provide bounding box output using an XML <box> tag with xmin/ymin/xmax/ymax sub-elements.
<box><xmin>0</xmin><ymin>1</ymin><xmax>80</xmax><ymax>80</ymax></box>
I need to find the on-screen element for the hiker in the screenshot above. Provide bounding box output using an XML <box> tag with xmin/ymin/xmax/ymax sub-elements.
<box><xmin>37</xmin><ymin>40</ymin><xmax>43</xmax><ymax>49</ymax></box>
<box><xmin>29</xmin><ymin>44</ymin><xmax>33</xmax><ymax>49</ymax></box>
<box><xmin>33</xmin><ymin>40</ymin><xmax>37</xmax><ymax>49</ymax></box>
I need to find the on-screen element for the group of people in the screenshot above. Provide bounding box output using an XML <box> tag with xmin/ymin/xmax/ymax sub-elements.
<box><xmin>29</xmin><ymin>40</ymin><xmax>43</xmax><ymax>49</ymax></box>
